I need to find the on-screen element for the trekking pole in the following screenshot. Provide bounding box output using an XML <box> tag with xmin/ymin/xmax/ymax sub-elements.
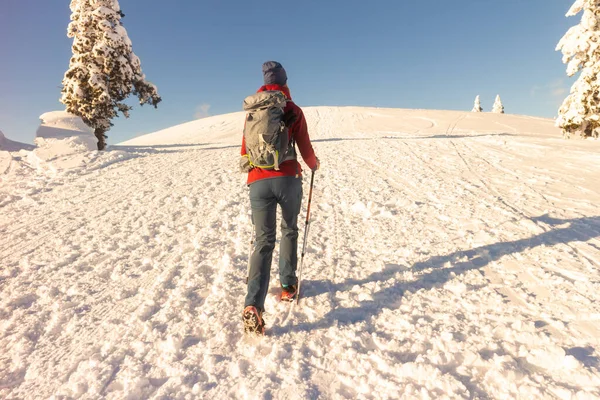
<box><xmin>296</xmin><ymin>170</ymin><xmax>315</xmax><ymax>305</ymax></box>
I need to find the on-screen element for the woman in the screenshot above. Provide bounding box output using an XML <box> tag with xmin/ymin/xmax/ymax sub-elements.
<box><xmin>241</xmin><ymin>61</ymin><xmax>320</xmax><ymax>334</ymax></box>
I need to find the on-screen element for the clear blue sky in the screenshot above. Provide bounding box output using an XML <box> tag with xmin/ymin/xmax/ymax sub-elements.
<box><xmin>1</xmin><ymin>0</ymin><xmax>574</xmax><ymax>144</ymax></box>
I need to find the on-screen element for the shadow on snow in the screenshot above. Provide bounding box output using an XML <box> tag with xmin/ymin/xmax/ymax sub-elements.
<box><xmin>272</xmin><ymin>214</ymin><xmax>600</xmax><ymax>358</ymax></box>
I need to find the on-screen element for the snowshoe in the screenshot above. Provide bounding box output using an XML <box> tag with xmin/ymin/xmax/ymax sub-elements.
<box><xmin>281</xmin><ymin>285</ymin><xmax>297</xmax><ymax>302</ymax></box>
<box><xmin>243</xmin><ymin>306</ymin><xmax>265</xmax><ymax>335</ymax></box>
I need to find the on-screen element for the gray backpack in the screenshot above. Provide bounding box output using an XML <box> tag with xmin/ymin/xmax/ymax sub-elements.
<box><xmin>242</xmin><ymin>91</ymin><xmax>296</xmax><ymax>171</ymax></box>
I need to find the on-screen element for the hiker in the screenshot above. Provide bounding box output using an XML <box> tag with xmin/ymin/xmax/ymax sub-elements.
<box><xmin>240</xmin><ymin>61</ymin><xmax>320</xmax><ymax>334</ymax></box>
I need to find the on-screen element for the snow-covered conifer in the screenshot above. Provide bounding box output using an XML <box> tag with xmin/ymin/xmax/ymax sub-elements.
<box><xmin>556</xmin><ymin>0</ymin><xmax>600</xmax><ymax>139</ymax></box>
<box><xmin>472</xmin><ymin>95</ymin><xmax>483</xmax><ymax>112</ymax></box>
<box><xmin>492</xmin><ymin>95</ymin><xmax>504</xmax><ymax>114</ymax></box>
<box><xmin>60</xmin><ymin>0</ymin><xmax>161</xmax><ymax>150</ymax></box>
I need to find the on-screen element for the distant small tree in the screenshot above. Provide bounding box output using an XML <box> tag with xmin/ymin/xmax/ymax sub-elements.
<box><xmin>471</xmin><ymin>95</ymin><xmax>483</xmax><ymax>112</ymax></box>
<box><xmin>60</xmin><ymin>0</ymin><xmax>161</xmax><ymax>150</ymax></box>
<box><xmin>556</xmin><ymin>0</ymin><xmax>600</xmax><ymax>139</ymax></box>
<box><xmin>492</xmin><ymin>95</ymin><xmax>504</xmax><ymax>114</ymax></box>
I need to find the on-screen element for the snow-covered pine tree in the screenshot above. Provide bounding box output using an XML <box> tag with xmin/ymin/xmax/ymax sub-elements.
<box><xmin>60</xmin><ymin>0</ymin><xmax>161</xmax><ymax>150</ymax></box>
<box><xmin>472</xmin><ymin>95</ymin><xmax>483</xmax><ymax>112</ymax></box>
<box><xmin>492</xmin><ymin>95</ymin><xmax>504</xmax><ymax>114</ymax></box>
<box><xmin>556</xmin><ymin>0</ymin><xmax>600</xmax><ymax>139</ymax></box>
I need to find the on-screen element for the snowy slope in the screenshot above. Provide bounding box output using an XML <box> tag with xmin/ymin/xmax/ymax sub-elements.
<box><xmin>1</xmin><ymin>107</ymin><xmax>600</xmax><ymax>399</ymax></box>
<box><xmin>0</xmin><ymin>129</ymin><xmax>34</xmax><ymax>153</ymax></box>
<box><xmin>0</xmin><ymin>130</ymin><xmax>34</xmax><ymax>185</ymax></box>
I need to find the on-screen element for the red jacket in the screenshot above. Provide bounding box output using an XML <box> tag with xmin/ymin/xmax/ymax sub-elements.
<box><xmin>241</xmin><ymin>84</ymin><xmax>318</xmax><ymax>185</ymax></box>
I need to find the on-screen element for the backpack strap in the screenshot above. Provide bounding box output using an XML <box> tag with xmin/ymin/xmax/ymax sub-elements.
<box><xmin>283</xmin><ymin>109</ymin><xmax>297</xmax><ymax>128</ymax></box>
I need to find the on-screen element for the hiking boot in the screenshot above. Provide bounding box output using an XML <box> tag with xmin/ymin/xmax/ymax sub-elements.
<box><xmin>243</xmin><ymin>306</ymin><xmax>265</xmax><ymax>335</ymax></box>
<box><xmin>281</xmin><ymin>284</ymin><xmax>297</xmax><ymax>302</ymax></box>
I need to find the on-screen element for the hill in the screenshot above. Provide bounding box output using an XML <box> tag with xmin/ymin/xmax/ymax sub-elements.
<box><xmin>1</xmin><ymin>107</ymin><xmax>599</xmax><ymax>399</ymax></box>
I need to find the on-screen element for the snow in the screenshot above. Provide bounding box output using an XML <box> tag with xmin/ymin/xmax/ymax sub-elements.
<box><xmin>0</xmin><ymin>130</ymin><xmax>34</xmax><ymax>181</ymax></box>
<box><xmin>26</xmin><ymin>111</ymin><xmax>98</xmax><ymax>172</ymax></box>
<box><xmin>0</xmin><ymin>130</ymin><xmax>34</xmax><ymax>153</ymax></box>
<box><xmin>1</xmin><ymin>107</ymin><xmax>600</xmax><ymax>399</ymax></box>
<box><xmin>36</xmin><ymin>111</ymin><xmax>94</xmax><ymax>137</ymax></box>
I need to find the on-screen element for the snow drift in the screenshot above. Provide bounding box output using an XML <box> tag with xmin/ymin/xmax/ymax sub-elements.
<box><xmin>27</xmin><ymin>111</ymin><xmax>98</xmax><ymax>172</ymax></box>
<box><xmin>34</xmin><ymin>110</ymin><xmax>97</xmax><ymax>150</ymax></box>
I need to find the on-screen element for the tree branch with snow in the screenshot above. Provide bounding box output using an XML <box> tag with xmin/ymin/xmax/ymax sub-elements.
<box><xmin>60</xmin><ymin>0</ymin><xmax>161</xmax><ymax>150</ymax></box>
<box><xmin>556</xmin><ymin>0</ymin><xmax>600</xmax><ymax>139</ymax></box>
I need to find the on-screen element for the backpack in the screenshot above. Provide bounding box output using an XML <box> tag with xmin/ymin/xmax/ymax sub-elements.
<box><xmin>242</xmin><ymin>91</ymin><xmax>296</xmax><ymax>171</ymax></box>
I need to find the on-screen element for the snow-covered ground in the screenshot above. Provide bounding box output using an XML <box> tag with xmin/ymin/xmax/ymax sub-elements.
<box><xmin>1</xmin><ymin>107</ymin><xmax>600</xmax><ymax>399</ymax></box>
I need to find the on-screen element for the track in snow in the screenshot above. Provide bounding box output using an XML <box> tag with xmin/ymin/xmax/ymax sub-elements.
<box><xmin>2</xmin><ymin>107</ymin><xmax>600</xmax><ymax>399</ymax></box>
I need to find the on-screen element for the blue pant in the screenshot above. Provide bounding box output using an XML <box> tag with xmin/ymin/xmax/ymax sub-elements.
<box><xmin>245</xmin><ymin>176</ymin><xmax>303</xmax><ymax>312</ymax></box>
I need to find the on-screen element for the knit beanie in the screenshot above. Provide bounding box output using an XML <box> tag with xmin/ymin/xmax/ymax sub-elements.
<box><xmin>262</xmin><ymin>61</ymin><xmax>287</xmax><ymax>86</ymax></box>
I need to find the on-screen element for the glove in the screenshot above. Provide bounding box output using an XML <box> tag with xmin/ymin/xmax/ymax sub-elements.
<box><xmin>312</xmin><ymin>157</ymin><xmax>320</xmax><ymax>172</ymax></box>
<box><xmin>240</xmin><ymin>155</ymin><xmax>252</xmax><ymax>173</ymax></box>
